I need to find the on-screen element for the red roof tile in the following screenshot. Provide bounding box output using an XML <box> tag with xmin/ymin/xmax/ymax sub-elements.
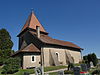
<box><xmin>21</xmin><ymin>43</ymin><xmax>40</xmax><ymax>52</ymax></box>
<box><xmin>21</xmin><ymin>12</ymin><xmax>46</xmax><ymax>32</ymax></box>
<box><xmin>12</xmin><ymin>43</ymin><xmax>40</xmax><ymax>56</ymax></box>
<box><xmin>29</xmin><ymin>31</ymin><xmax>82</xmax><ymax>49</ymax></box>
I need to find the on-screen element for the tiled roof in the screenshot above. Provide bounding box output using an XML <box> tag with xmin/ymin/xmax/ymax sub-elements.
<box><xmin>21</xmin><ymin>12</ymin><xmax>46</xmax><ymax>32</ymax></box>
<box><xmin>12</xmin><ymin>43</ymin><xmax>40</xmax><ymax>56</ymax></box>
<box><xmin>29</xmin><ymin>31</ymin><xmax>82</xmax><ymax>49</ymax></box>
<box><xmin>21</xmin><ymin>43</ymin><xmax>40</xmax><ymax>52</ymax></box>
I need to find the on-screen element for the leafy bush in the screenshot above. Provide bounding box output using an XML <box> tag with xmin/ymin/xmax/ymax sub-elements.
<box><xmin>2</xmin><ymin>57</ymin><xmax>21</xmax><ymax>74</ymax></box>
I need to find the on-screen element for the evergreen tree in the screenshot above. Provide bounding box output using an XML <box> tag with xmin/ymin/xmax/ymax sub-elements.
<box><xmin>0</xmin><ymin>28</ymin><xmax>13</xmax><ymax>50</ymax></box>
<box><xmin>0</xmin><ymin>28</ymin><xmax>14</xmax><ymax>65</ymax></box>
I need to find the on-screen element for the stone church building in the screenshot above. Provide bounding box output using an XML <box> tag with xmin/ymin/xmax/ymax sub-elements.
<box><xmin>13</xmin><ymin>12</ymin><xmax>83</xmax><ymax>69</ymax></box>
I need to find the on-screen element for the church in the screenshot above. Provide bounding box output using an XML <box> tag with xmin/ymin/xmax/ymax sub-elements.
<box><xmin>12</xmin><ymin>11</ymin><xmax>83</xmax><ymax>69</ymax></box>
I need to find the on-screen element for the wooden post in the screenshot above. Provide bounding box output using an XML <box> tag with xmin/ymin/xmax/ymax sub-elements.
<box><xmin>41</xmin><ymin>47</ymin><xmax>44</xmax><ymax>75</ymax></box>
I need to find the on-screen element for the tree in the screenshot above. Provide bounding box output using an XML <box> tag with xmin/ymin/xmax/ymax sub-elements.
<box><xmin>91</xmin><ymin>53</ymin><xmax>98</xmax><ymax>66</ymax></box>
<box><xmin>83</xmin><ymin>55</ymin><xmax>88</xmax><ymax>64</ymax></box>
<box><xmin>0</xmin><ymin>28</ymin><xmax>13</xmax><ymax>50</ymax></box>
<box><xmin>0</xmin><ymin>28</ymin><xmax>14</xmax><ymax>65</ymax></box>
<box><xmin>83</xmin><ymin>53</ymin><xmax>98</xmax><ymax>66</ymax></box>
<box><xmin>0</xmin><ymin>28</ymin><xmax>20</xmax><ymax>74</ymax></box>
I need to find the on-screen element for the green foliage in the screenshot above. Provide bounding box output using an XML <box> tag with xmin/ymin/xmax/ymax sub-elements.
<box><xmin>0</xmin><ymin>28</ymin><xmax>14</xmax><ymax>65</ymax></box>
<box><xmin>92</xmin><ymin>53</ymin><xmax>98</xmax><ymax>66</ymax></box>
<box><xmin>83</xmin><ymin>53</ymin><xmax>98</xmax><ymax>66</ymax></box>
<box><xmin>0</xmin><ymin>66</ymin><xmax>66</xmax><ymax>75</ymax></box>
<box><xmin>83</xmin><ymin>56</ymin><xmax>88</xmax><ymax>64</ymax></box>
<box><xmin>0</xmin><ymin>67</ymin><xmax>34</xmax><ymax>75</ymax></box>
<box><xmin>0</xmin><ymin>28</ymin><xmax>13</xmax><ymax>50</ymax></box>
<box><xmin>2</xmin><ymin>57</ymin><xmax>21</xmax><ymax>74</ymax></box>
<box><xmin>0</xmin><ymin>49</ymin><xmax>14</xmax><ymax>65</ymax></box>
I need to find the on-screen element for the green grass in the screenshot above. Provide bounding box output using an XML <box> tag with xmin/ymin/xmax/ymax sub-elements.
<box><xmin>14</xmin><ymin>69</ymin><xmax>35</xmax><ymax>75</ymax></box>
<box><xmin>74</xmin><ymin>63</ymin><xmax>80</xmax><ymax>66</ymax></box>
<box><xmin>49</xmin><ymin>72</ymin><xmax>58</xmax><ymax>75</ymax></box>
<box><xmin>64</xmin><ymin>70</ymin><xmax>74</xmax><ymax>74</ymax></box>
<box><xmin>0</xmin><ymin>65</ymin><xmax>67</xmax><ymax>75</ymax></box>
<box><xmin>44</xmin><ymin>65</ymin><xmax>67</xmax><ymax>72</ymax></box>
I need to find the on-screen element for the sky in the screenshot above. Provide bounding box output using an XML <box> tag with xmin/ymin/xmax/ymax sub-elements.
<box><xmin>0</xmin><ymin>0</ymin><xmax>100</xmax><ymax>57</ymax></box>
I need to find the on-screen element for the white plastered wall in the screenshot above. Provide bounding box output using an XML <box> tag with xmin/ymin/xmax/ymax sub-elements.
<box><xmin>23</xmin><ymin>55</ymin><xmax>40</xmax><ymax>69</ymax></box>
<box><xmin>43</xmin><ymin>47</ymin><xmax>81</xmax><ymax>67</ymax></box>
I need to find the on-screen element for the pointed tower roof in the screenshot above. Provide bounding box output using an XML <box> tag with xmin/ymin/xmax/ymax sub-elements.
<box><xmin>21</xmin><ymin>12</ymin><xmax>46</xmax><ymax>32</ymax></box>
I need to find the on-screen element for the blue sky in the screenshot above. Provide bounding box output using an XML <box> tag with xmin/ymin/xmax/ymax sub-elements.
<box><xmin>0</xmin><ymin>0</ymin><xmax>100</xmax><ymax>57</ymax></box>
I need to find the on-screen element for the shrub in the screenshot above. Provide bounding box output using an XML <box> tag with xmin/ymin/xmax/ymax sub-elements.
<box><xmin>2</xmin><ymin>57</ymin><xmax>21</xmax><ymax>74</ymax></box>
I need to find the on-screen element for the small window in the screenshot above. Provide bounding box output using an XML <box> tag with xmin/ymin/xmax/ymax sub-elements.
<box><xmin>32</xmin><ymin>56</ymin><xmax>34</xmax><ymax>61</ymax></box>
<box><xmin>31</xmin><ymin>56</ymin><xmax>36</xmax><ymax>63</ymax></box>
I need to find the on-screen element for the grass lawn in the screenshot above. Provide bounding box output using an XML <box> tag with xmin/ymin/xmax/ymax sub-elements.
<box><xmin>74</xmin><ymin>63</ymin><xmax>80</xmax><ymax>66</ymax></box>
<box><xmin>0</xmin><ymin>65</ymin><xmax>67</xmax><ymax>75</ymax></box>
<box><xmin>14</xmin><ymin>69</ymin><xmax>35</xmax><ymax>75</ymax></box>
<box><xmin>44</xmin><ymin>65</ymin><xmax>67</xmax><ymax>72</ymax></box>
<box><xmin>49</xmin><ymin>72</ymin><xmax>58</xmax><ymax>75</ymax></box>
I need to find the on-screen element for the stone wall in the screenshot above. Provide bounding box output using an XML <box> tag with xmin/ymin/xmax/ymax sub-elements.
<box><xmin>43</xmin><ymin>47</ymin><xmax>81</xmax><ymax>67</ymax></box>
<box><xmin>22</xmin><ymin>47</ymin><xmax>81</xmax><ymax>69</ymax></box>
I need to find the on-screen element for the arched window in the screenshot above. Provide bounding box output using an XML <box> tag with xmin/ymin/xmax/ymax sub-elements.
<box><xmin>56</xmin><ymin>53</ymin><xmax>58</xmax><ymax>58</ymax></box>
<box><xmin>31</xmin><ymin>56</ymin><xmax>36</xmax><ymax>63</ymax></box>
<box><xmin>55</xmin><ymin>52</ymin><xmax>59</xmax><ymax>61</ymax></box>
<box><xmin>32</xmin><ymin>56</ymin><xmax>34</xmax><ymax>61</ymax></box>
